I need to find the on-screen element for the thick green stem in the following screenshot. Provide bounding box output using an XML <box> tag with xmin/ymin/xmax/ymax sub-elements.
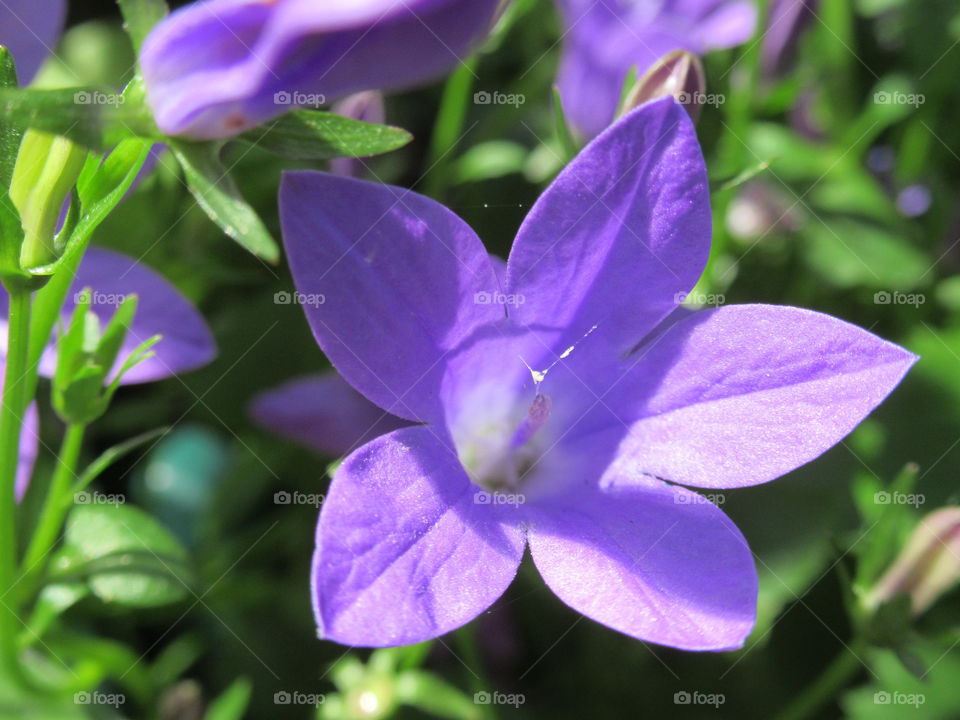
<box><xmin>0</xmin><ymin>290</ymin><xmax>32</xmax><ymax>684</ymax></box>
<box><xmin>772</xmin><ymin>639</ymin><xmax>867</xmax><ymax>720</ymax></box>
<box><xmin>20</xmin><ymin>423</ymin><xmax>86</xmax><ymax>586</ymax></box>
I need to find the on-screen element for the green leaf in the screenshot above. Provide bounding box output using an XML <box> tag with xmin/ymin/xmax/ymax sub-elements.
<box><xmin>395</xmin><ymin>671</ymin><xmax>480</xmax><ymax>720</ymax></box>
<box><xmin>237</xmin><ymin>109</ymin><xmax>412</xmax><ymax>160</ymax></box>
<box><xmin>117</xmin><ymin>0</ymin><xmax>170</xmax><ymax>53</ymax></box>
<box><xmin>454</xmin><ymin>141</ymin><xmax>527</xmax><ymax>183</ymax></box>
<box><xmin>0</xmin><ymin>86</ymin><xmax>157</xmax><ymax>151</ymax></box>
<box><xmin>74</xmin><ymin>427</ymin><xmax>169</xmax><ymax>494</ymax></box>
<box><xmin>64</xmin><ymin>503</ymin><xmax>192</xmax><ymax>607</ymax></box>
<box><xmin>203</xmin><ymin>677</ymin><xmax>253</xmax><ymax>720</ymax></box>
<box><xmin>171</xmin><ymin>140</ymin><xmax>279</xmax><ymax>263</ymax></box>
<box><xmin>551</xmin><ymin>87</ymin><xmax>578</xmax><ymax>163</ymax></box>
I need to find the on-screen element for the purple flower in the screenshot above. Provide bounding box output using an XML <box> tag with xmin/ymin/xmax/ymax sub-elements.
<box><xmin>5</xmin><ymin>246</ymin><xmax>217</xmax><ymax>500</ymax></box>
<box><xmin>0</xmin><ymin>0</ymin><xmax>66</xmax><ymax>83</ymax></box>
<box><xmin>555</xmin><ymin>0</ymin><xmax>756</xmax><ymax>138</ymax></box>
<box><xmin>140</xmin><ymin>0</ymin><xmax>500</xmax><ymax>140</ymax></box>
<box><xmin>251</xmin><ymin>371</ymin><xmax>409</xmax><ymax>457</ymax></box>
<box><xmin>761</xmin><ymin>0</ymin><xmax>819</xmax><ymax>79</ymax></box>
<box><xmin>279</xmin><ymin>98</ymin><xmax>915</xmax><ymax>648</ymax></box>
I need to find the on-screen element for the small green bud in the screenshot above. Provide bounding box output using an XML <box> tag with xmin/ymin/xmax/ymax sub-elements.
<box><xmin>9</xmin><ymin>129</ymin><xmax>87</xmax><ymax>270</ymax></box>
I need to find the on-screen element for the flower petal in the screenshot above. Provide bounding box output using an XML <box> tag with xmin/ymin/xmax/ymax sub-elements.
<box><xmin>527</xmin><ymin>475</ymin><xmax>756</xmax><ymax>650</ymax></box>
<box><xmin>15</xmin><ymin>402</ymin><xmax>38</xmax><ymax>502</ymax></box>
<box><xmin>0</xmin><ymin>0</ymin><xmax>66</xmax><ymax>83</ymax></box>
<box><xmin>141</xmin><ymin>0</ymin><xmax>499</xmax><ymax>138</ymax></box>
<box><xmin>506</xmin><ymin>98</ymin><xmax>711</xmax><ymax>373</ymax></box>
<box><xmin>313</xmin><ymin>425</ymin><xmax>525</xmax><ymax>646</ymax></box>
<box><xmin>250</xmin><ymin>371</ymin><xmax>410</xmax><ymax>457</ymax></box>
<box><xmin>43</xmin><ymin>247</ymin><xmax>216</xmax><ymax>384</ymax></box>
<box><xmin>598</xmin><ymin>304</ymin><xmax>917</xmax><ymax>489</ymax></box>
<box><xmin>280</xmin><ymin>171</ymin><xmax>503</xmax><ymax>424</ymax></box>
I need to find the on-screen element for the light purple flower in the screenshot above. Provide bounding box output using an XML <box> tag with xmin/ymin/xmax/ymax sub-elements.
<box><xmin>762</xmin><ymin>0</ymin><xmax>819</xmax><ymax>79</ymax></box>
<box><xmin>280</xmin><ymin>98</ymin><xmax>915</xmax><ymax>649</ymax></box>
<box><xmin>4</xmin><ymin>246</ymin><xmax>217</xmax><ymax>500</ymax></box>
<box><xmin>0</xmin><ymin>0</ymin><xmax>66</xmax><ymax>83</ymax></box>
<box><xmin>555</xmin><ymin>0</ymin><xmax>756</xmax><ymax>138</ymax></box>
<box><xmin>140</xmin><ymin>0</ymin><xmax>500</xmax><ymax>140</ymax></box>
<box><xmin>251</xmin><ymin>371</ymin><xmax>409</xmax><ymax>457</ymax></box>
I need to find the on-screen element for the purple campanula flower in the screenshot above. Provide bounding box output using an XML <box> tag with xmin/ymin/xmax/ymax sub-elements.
<box><xmin>251</xmin><ymin>371</ymin><xmax>410</xmax><ymax>457</ymax></box>
<box><xmin>555</xmin><ymin>0</ymin><xmax>756</xmax><ymax>138</ymax></box>
<box><xmin>279</xmin><ymin>98</ymin><xmax>915</xmax><ymax>649</ymax></box>
<box><xmin>5</xmin><ymin>246</ymin><xmax>217</xmax><ymax>499</ymax></box>
<box><xmin>0</xmin><ymin>0</ymin><xmax>67</xmax><ymax>83</ymax></box>
<box><xmin>140</xmin><ymin>0</ymin><xmax>500</xmax><ymax>140</ymax></box>
<box><xmin>762</xmin><ymin>0</ymin><xmax>819</xmax><ymax>79</ymax></box>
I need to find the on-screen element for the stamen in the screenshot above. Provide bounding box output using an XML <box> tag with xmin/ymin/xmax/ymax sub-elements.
<box><xmin>510</xmin><ymin>393</ymin><xmax>552</xmax><ymax>449</ymax></box>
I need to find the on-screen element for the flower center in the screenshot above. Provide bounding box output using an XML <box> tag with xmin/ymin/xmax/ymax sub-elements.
<box><xmin>457</xmin><ymin>392</ymin><xmax>552</xmax><ymax>492</ymax></box>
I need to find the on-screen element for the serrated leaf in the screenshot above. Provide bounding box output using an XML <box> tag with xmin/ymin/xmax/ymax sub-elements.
<box><xmin>237</xmin><ymin>110</ymin><xmax>412</xmax><ymax>160</ymax></box>
<box><xmin>171</xmin><ymin>140</ymin><xmax>279</xmax><ymax>262</ymax></box>
<box><xmin>64</xmin><ymin>503</ymin><xmax>191</xmax><ymax>607</ymax></box>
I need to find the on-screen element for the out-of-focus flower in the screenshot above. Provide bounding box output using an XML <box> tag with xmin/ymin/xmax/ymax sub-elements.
<box><xmin>5</xmin><ymin>247</ymin><xmax>217</xmax><ymax>499</ymax></box>
<box><xmin>866</xmin><ymin>507</ymin><xmax>960</xmax><ymax>615</ymax></box>
<box><xmin>278</xmin><ymin>98</ymin><xmax>914</xmax><ymax>648</ymax></box>
<box><xmin>140</xmin><ymin>0</ymin><xmax>500</xmax><ymax>140</ymax></box>
<box><xmin>761</xmin><ymin>0</ymin><xmax>819</xmax><ymax>79</ymax></box>
<box><xmin>620</xmin><ymin>50</ymin><xmax>706</xmax><ymax>122</ymax></box>
<box><xmin>554</xmin><ymin>0</ymin><xmax>756</xmax><ymax>138</ymax></box>
<box><xmin>0</xmin><ymin>0</ymin><xmax>66</xmax><ymax>83</ymax></box>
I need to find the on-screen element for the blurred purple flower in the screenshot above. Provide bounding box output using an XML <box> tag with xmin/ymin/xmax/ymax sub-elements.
<box><xmin>5</xmin><ymin>246</ymin><xmax>217</xmax><ymax>500</ymax></box>
<box><xmin>0</xmin><ymin>0</ymin><xmax>66</xmax><ymax>83</ymax></box>
<box><xmin>555</xmin><ymin>0</ymin><xmax>756</xmax><ymax>138</ymax></box>
<box><xmin>762</xmin><ymin>0</ymin><xmax>819</xmax><ymax>79</ymax></box>
<box><xmin>140</xmin><ymin>0</ymin><xmax>500</xmax><ymax>140</ymax></box>
<box><xmin>251</xmin><ymin>371</ymin><xmax>409</xmax><ymax>457</ymax></box>
<box><xmin>280</xmin><ymin>98</ymin><xmax>915</xmax><ymax>649</ymax></box>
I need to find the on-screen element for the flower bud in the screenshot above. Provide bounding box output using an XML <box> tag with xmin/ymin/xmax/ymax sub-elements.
<box><xmin>620</xmin><ymin>50</ymin><xmax>706</xmax><ymax>122</ymax></box>
<box><xmin>866</xmin><ymin>507</ymin><xmax>960</xmax><ymax>616</ymax></box>
<box><xmin>8</xmin><ymin>129</ymin><xmax>86</xmax><ymax>270</ymax></box>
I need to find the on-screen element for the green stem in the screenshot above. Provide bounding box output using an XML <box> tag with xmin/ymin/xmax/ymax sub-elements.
<box><xmin>455</xmin><ymin>625</ymin><xmax>496</xmax><ymax>720</ymax></box>
<box><xmin>0</xmin><ymin>289</ymin><xmax>32</xmax><ymax>685</ymax></box>
<box><xmin>771</xmin><ymin>639</ymin><xmax>867</xmax><ymax>720</ymax></box>
<box><xmin>20</xmin><ymin>423</ymin><xmax>86</xmax><ymax>587</ymax></box>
